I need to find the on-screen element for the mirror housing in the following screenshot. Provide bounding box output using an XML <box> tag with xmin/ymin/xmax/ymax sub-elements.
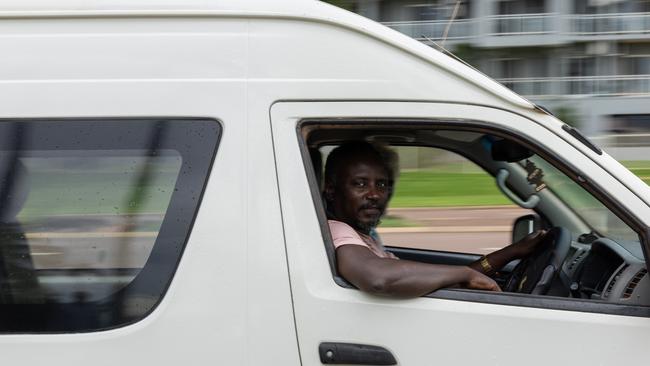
<box><xmin>512</xmin><ymin>214</ymin><xmax>542</xmax><ymax>243</ymax></box>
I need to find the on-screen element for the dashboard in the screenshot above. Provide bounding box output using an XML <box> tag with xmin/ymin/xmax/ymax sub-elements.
<box><xmin>561</xmin><ymin>237</ymin><xmax>650</xmax><ymax>305</ymax></box>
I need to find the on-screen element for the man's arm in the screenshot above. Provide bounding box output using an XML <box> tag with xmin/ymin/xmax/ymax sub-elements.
<box><xmin>336</xmin><ymin>245</ymin><xmax>500</xmax><ymax>298</ymax></box>
<box><xmin>469</xmin><ymin>229</ymin><xmax>548</xmax><ymax>275</ymax></box>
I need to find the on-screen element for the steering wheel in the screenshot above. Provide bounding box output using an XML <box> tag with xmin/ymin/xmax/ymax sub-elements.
<box><xmin>503</xmin><ymin>227</ymin><xmax>571</xmax><ymax>295</ymax></box>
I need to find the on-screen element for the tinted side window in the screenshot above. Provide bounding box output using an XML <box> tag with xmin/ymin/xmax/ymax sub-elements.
<box><xmin>0</xmin><ymin>119</ymin><xmax>220</xmax><ymax>332</ymax></box>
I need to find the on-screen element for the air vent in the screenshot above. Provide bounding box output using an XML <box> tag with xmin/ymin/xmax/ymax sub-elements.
<box><xmin>604</xmin><ymin>264</ymin><xmax>628</xmax><ymax>299</ymax></box>
<box><xmin>623</xmin><ymin>269</ymin><xmax>648</xmax><ymax>299</ymax></box>
<box><xmin>568</xmin><ymin>251</ymin><xmax>587</xmax><ymax>271</ymax></box>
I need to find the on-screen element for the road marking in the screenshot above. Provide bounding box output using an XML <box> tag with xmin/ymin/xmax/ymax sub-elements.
<box><xmin>413</xmin><ymin>217</ymin><xmax>478</xmax><ymax>220</ymax></box>
<box><xmin>378</xmin><ymin>226</ymin><xmax>510</xmax><ymax>233</ymax></box>
<box><xmin>387</xmin><ymin>205</ymin><xmax>520</xmax><ymax>211</ymax></box>
<box><xmin>26</xmin><ymin>232</ymin><xmax>158</xmax><ymax>239</ymax></box>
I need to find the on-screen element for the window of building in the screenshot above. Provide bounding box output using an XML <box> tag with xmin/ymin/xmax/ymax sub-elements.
<box><xmin>406</xmin><ymin>1</ymin><xmax>471</xmax><ymax>21</ymax></box>
<box><xmin>622</xmin><ymin>55</ymin><xmax>650</xmax><ymax>75</ymax></box>
<box><xmin>569</xmin><ymin>56</ymin><xmax>597</xmax><ymax>77</ymax></box>
<box><xmin>0</xmin><ymin>118</ymin><xmax>220</xmax><ymax>332</ymax></box>
<box><xmin>498</xmin><ymin>0</ymin><xmax>545</xmax><ymax>15</ymax></box>
<box><xmin>576</xmin><ymin>0</ymin><xmax>650</xmax><ymax>14</ymax></box>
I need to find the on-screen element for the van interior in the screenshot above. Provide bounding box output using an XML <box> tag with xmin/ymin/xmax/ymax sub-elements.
<box><xmin>304</xmin><ymin>123</ymin><xmax>650</xmax><ymax>305</ymax></box>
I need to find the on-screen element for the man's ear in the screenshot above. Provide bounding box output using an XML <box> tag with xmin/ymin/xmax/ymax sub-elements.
<box><xmin>324</xmin><ymin>182</ymin><xmax>335</xmax><ymax>201</ymax></box>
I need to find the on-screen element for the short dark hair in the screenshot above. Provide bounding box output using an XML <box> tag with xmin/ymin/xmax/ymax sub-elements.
<box><xmin>324</xmin><ymin>141</ymin><xmax>398</xmax><ymax>186</ymax></box>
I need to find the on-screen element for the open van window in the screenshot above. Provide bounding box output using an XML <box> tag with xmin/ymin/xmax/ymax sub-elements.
<box><xmin>304</xmin><ymin>123</ymin><xmax>650</xmax><ymax>308</ymax></box>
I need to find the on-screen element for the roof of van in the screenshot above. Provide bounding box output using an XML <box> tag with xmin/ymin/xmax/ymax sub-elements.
<box><xmin>0</xmin><ymin>0</ymin><xmax>534</xmax><ymax>110</ymax></box>
<box><xmin>0</xmin><ymin>0</ymin><xmax>310</xmax><ymax>13</ymax></box>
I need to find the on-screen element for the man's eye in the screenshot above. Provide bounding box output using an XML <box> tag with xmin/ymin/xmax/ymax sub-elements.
<box><xmin>377</xmin><ymin>181</ymin><xmax>391</xmax><ymax>189</ymax></box>
<box><xmin>353</xmin><ymin>180</ymin><xmax>366</xmax><ymax>187</ymax></box>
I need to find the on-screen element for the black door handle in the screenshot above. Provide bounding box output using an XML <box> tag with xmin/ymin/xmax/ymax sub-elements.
<box><xmin>319</xmin><ymin>342</ymin><xmax>397</xmax><ymax>365</ymax></box>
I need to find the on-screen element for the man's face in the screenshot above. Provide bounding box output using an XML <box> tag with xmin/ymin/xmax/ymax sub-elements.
<box><xmin>327</xmin><ymin>155</ymin><xmax>393</xmax><ymax>234</ymax></box>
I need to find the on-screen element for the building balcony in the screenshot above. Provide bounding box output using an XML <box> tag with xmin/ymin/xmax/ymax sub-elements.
<box><xmin>381</xmin><ymin>14</ymin><xmax>554</xmax><ymax>41</ymax></box>
<box><xmin>381</xmin><ymin>19</ymin><xmax>475</xmax><ymax>41</ymax></box>
<box><xmin>382</xmin><ymin>12</ymin><xmax>650</xmax><ymax>45</ymax></box>
<box><xmin>570</xmin><ymin>12</ymin><xmax>650</xmax><ymax>36</ymax></box>
<box><xmin>488</xmin><ymin>13</ymin><xmax>555</xmax><ymax>36</ymax></box>
<box><xmin>591</xmin><ymin>133</ymin><xmax>650</xmax><ymax>148</ymax></box>
<box><xmin>496</xmin><ymin>75</ymin><xmax>650</xmax><ymax>98</ymax></box>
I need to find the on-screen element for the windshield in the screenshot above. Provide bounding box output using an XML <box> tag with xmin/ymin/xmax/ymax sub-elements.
<box><xmin>527</xmin><ymin>156</ymin><xmax>639</xmax><ymax>243</ymax></box>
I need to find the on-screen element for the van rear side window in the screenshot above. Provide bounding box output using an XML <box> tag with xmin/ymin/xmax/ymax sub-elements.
<box><xmin>0</xmin><ymin>119</ymin><xmax>220</xmax><ymax>333</ymax></box>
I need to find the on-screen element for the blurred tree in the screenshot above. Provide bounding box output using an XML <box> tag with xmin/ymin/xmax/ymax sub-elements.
<box><xmin>321</xmin><ymin>0</ymin><xmax>357</xmax><ymax>11</ymax></box>
<box><xmin>552</xmin><ymin>106</ymin><xmax>580</xmax><ymax>129</ymax></box>
<box><xmin>449</xmin><ymin>43</ymin><xmax>479</xmax><ymax>68</ymax></box>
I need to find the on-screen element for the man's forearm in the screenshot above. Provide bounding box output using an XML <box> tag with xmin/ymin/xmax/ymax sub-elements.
<box><xmin>469</xmin><ymin>244</ymin><xmax>521</xmax><ymax>275</ymax></box>
<box><xmin>336</xmin><ymin>245</ymin><xmax>498</xmax><ymax>297</ymax></box>
<box><xmin>363</xmin><ymin>259</ymin><xmax>475</xmax><ymax>297</ymax></box>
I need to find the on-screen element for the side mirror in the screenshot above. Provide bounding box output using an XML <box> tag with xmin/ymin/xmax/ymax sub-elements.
<box><xmin>512</xmin><ymin>214</ymin><xmax>541</xmax><ymax>243</ymax></box>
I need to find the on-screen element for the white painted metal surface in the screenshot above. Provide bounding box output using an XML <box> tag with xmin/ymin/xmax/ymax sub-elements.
<box><xmin>271</xmin><ymin>101</ymin><xmax>650</xmax><ymax>365</ymax></box>
<box><xmin>0</xmin><ymin>0</ymin><xmax>646</xmax><ymax>365</ymax></box>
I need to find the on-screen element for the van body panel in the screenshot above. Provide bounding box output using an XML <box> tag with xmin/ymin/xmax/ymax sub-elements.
<box><xmin>0</xmin><ymin>87</ymin><xmax>252</xmax><ymax>365</ymax></box>
<box><xmin>0</xmin><ymin>16</ymin><xmax>300</xmax><ymax>365</ymax></box>
<box><xmin>0</xmin><ymin>1</ymin><xmax>646</xmax><ymax>365</ymax></box>
<box><xmin>271</xmin><ymin>101</ymin><xmax>650</xmax><ymax>366</ymax></box>
<box><xmin>0</xmin><ymin>0</ymin><xmax>533</xmax><ymax>109</ymax></box>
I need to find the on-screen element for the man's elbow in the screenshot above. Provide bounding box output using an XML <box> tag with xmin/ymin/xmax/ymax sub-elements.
<box><xmin>355</xmin><ymin>275</ymin><xmax>412</xmax><ymax>297</ymax></box>
<box><xmin>358</xmin><ymin>276</ymin><xmax>390</xmax><ymax>294</ymax></box>
<box><xmin>340</xmin><ymin>269</ymin><xmax>391</xmax><ymax>294</ymax></box>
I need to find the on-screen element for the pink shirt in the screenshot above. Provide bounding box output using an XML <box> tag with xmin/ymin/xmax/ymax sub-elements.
<box><xmin>328</xmin><ymin>220</ymin><xmax>398</xmax><ymax>259</ymax></box>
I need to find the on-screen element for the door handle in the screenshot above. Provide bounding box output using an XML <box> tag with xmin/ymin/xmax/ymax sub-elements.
<box><xmin>319</xmin><ymin>342</ymin><xmax>397</xmax><ymax>365</ymax></box>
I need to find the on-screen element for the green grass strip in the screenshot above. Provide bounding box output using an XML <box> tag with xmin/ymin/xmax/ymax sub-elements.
<box><xmin>390</xmin><ymin>170</ymin><xmax>511</xmax><ymax>208</ymax></box>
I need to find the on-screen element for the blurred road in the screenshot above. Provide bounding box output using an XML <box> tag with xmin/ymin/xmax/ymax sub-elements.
<box><xmin>379</xmin><ymin>206</ymin><xmax>532</xmax><ymax>255</ymax></box>
<box><xmin>23</xmin><ymin>206</ymin><xmax>532</xmax><ymax>269</ymax></box>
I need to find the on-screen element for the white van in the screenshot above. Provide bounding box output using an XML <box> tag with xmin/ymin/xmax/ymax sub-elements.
<box><xmin>0</xmin><ymin>0</ymin><xmax>649</xmax><ymax>365</ymax></box>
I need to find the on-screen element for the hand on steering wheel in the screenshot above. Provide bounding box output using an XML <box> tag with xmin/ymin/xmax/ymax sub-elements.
<box><xmin>510</xmin><ymin>229</ymin><xmax>549</xmax><ymax>259</ymax></box>
<box><xmin>503</xmin><ymin>227</ymin><xmax>571</xmax><ymax>295</ymax></box>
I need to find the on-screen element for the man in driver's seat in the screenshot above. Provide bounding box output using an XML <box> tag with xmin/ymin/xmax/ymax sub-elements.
<box><xmin>324</xmin><ymin>141</ymin><xmax>548</xmax><ymax>297</ymax></box>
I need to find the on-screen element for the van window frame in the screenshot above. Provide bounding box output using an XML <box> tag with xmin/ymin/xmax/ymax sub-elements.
<box><xmin>297</xmin><ymin>118</ymin><xmax>650</xmax><ymax>318</ymax></box>
<box><xmin>0</xmin><ymin>117</ymin><xmax>222</xmax><ymax>333</ymax></box>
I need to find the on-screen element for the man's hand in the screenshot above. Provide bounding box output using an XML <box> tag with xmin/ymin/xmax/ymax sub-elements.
<box><xmin>510</xmin><ymin>229</ymin><xmax>549</xmax><ymax>259</ymax></box>
<box><xmin>470</xmin><ymin>229</ymin><xmax>550</xmax><ymax>276</ymax></box>
<box><xmin>464</xmin><ymin>268</ymin><xmax>501</xmax><ymax>292</ymax></box>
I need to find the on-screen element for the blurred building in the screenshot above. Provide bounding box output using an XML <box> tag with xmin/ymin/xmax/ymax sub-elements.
<box><xmin>341</xmin><ymin>0</ymin><xmax>650</xmax><ymax>147</ymax></box>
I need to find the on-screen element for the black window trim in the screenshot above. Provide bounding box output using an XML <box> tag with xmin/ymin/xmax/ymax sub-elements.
<box><xmin>0</xmin><ymin>117</ymin><xmax>222</xmax><ymax>333</ymax></box>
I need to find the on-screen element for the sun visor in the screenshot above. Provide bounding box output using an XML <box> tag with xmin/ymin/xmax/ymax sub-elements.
<box><xmin>492</xmin><ymin>139</ymin><xmax>533</xmax><ymax>162</ymax></box>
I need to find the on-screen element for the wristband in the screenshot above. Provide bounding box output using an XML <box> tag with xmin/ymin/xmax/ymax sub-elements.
<box><xmin>479</xmin><ymin>256</ymin><xmax>493</xmax><ymax>274</ymax></box>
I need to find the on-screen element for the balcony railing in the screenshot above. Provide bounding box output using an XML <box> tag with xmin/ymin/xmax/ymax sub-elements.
<box><xmin>382</xmin><ymin>19</ymin><xmax>475</xmax><ymax>41</ymax></box>
<box><xmin>487</xmin><ymin>13</ymin><xmax>555</xmax><ymax>36</ymax></box>
<box><xmin>496</xmin><ymin>75</ymin><xmax>650</xmax><ymax>97</ymax></box>
<box><xmin>383</xmin><ymin>13</ymin><xmax>556</xmax><ymax>40</ymax></box>
<box><xmin>591</xmin><ymin>133</ymin><xmax>650</xmax><ymax>148</ymax></box>
<box><xmin>570</xmin><ymin>12</ymin><xmax>650</xmax><ymax>35</ymax></box>
<box><xmin>384</xmin><ymin>13</ymin><xmax>650</xmax><ymax>40</ymax></box>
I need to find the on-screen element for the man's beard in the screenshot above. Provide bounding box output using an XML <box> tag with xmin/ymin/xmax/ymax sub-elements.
<box><xmin>355</xmin><ymin>204</ymin><xmax>384</xmax><ymax>233</ymax></box>
<box><xmin>355</xmin><ymin>218</ymin><xmax>381</xmax><ymax>233</ymax></box>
